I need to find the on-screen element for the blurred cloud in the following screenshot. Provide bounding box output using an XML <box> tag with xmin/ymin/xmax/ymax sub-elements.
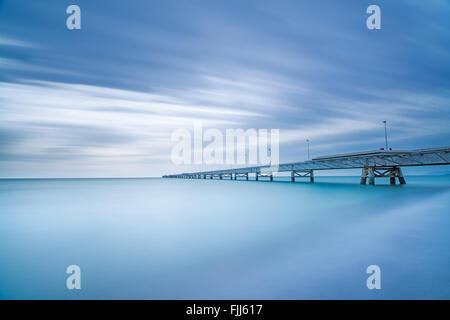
<box><xmin>0</xmin><ymin>35</ymin><xmax>36</xmax><ymax>48</ymax></box>
<box><xmin>0</xmin><ymin>0</ymin><xmax>449</xmax><ymax>177</ymax></box>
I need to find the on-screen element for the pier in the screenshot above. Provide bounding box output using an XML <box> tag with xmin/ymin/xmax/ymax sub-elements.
<box><xmin>163</xmin><ymin>147</ymin><xmax>450</xmax><ymax>185</ymax></box>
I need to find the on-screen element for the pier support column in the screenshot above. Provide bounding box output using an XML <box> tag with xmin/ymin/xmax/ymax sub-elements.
<box><xmin>368</xmin><ymin>167</ymin><xmax>375</xmax><ymax>185</ymax></box>
<box><xmin>219</xmin><ymin>175</ymin><xmax>222</xmax><ymax>180</ymax></box>
<box><xmin>389</xmin><ymin>170</ymin><xmax>396</xmax><ymax>185</ymax></box>
<box><xmin>255</xmin><ymin>173</ymin><xmax>259</xmax><ymax>181</ymax></box>
<box><xmin>234</xmin><ymin>174</ymin><xmax>237</xmax><ymax>180</ymax></box>
<box><xmin>361</xmin><ymin>166</ymin><xmax>406</xmax><ymax>185</ymax></box>
<box><xmin>246</xmin><ymin>173</ymin><xmax>249</xmax><ymax>181</ymax></box>
<box><xmin>361</xmin><ymin>167</ymin><xmax>406</xmax><ymax>185</ymax></box>
<box><xmin>270</xmin><ymin>175</ymin><xmax>273</xmax><ymax>181</ymax></box>
<box><xmin>291</xmin><ymin>170</ymin><xmax>314</xmax><ymax>182</ymax></box>
<box><xmin>360</xmin><ymin>168</ymin><xmax>368</xmax><ymax>185</ymax></box>
<box><xmin>397</xmin><ymin>167</ymin><xmax>406</xmax><ymax>184</ymax></box>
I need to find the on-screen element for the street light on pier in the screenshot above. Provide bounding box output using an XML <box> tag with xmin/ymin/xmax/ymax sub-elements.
<box><xmin>306</xmin><ymin>139</ymin><xmax>310</xmax><ymax>160</ymax></box>
<box><xmin>383</xmin><ymin>120</ymin><xmax>389</xmax><ymax>150</ymax></box>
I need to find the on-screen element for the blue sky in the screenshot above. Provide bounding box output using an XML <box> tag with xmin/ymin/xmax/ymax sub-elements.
<box><xmin>0</xmin><ymin>0</ymin><xmax>449</xmax><ymax>177</ymax></box>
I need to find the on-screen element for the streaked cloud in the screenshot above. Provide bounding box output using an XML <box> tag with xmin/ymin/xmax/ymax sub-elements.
<box><xmin>0</xmin><ymin>36</ymin><xmax>36</xmax><ymax>48</ymax></box>
<box><xmin>0</xmin><ymin>0</ymin><xmax>449</xmax><ymax>177</ymax></box>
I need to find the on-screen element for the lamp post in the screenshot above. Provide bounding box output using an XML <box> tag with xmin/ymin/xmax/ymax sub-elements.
<box><xmin>383</xmin><ymin>120</ymin><xmax>388</xmax><ymax>150</ymax></box>
<box><xmin>306</xmin><ymin>139</ymin><xmax>310</xmax><ymax>160</ymax></box>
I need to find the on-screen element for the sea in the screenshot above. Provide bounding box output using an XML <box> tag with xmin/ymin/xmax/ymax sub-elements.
<box><xmin>0</xmin><ymin>175</ymin><xmax>449</xmax><ymax>299</ymax></box>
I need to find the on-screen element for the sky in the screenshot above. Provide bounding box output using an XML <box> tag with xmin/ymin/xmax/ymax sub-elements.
<box><xmin>0</xmin><ymin>0</ymin><xmax>449</xmax><ymax>178</ymax></box>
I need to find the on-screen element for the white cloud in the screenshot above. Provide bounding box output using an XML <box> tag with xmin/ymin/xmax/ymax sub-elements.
<box><xmin>1</xmin><ymin>72</ymin><xmax>449</xmax><ymax>177</ymax></box>
<box><xmin>0</xmin><ymin>36</ymin><xmax>36</xmax><ymax>48</ymax></box>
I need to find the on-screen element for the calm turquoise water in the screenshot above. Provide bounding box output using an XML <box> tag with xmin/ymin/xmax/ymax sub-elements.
<box><xmin>0</xmin><ymin>176</ymin><xmax>449</xmax><ymax>299</ymax></box>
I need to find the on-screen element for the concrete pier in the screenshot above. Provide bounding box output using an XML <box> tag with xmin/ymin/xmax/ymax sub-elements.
<box><xmin>164</xmin><ymin>147</ymin><xmax>450</xmax><ymax>185</ymax></box>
